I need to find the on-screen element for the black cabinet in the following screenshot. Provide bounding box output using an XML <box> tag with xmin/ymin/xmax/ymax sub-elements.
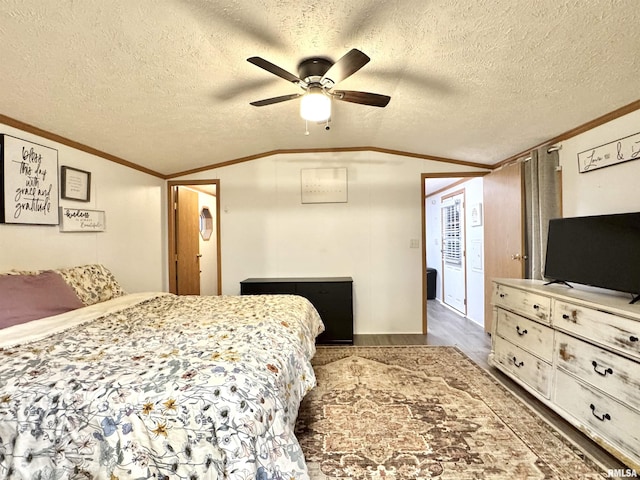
<box><xmin>240</xmin><ymin>277</ymin><xmax>353</xmax><ymax>345</ymax></box>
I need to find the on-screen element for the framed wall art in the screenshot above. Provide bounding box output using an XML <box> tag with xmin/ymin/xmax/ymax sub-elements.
<box><xmin>0</xmin><ymin>134</ymin><xmax>59</xmax><ymax>225</ymax></box>
<box><xmin>61</xmin><ymin>166</ymin><xmax>91</xmax><ymax>201</ymax></box>
<box><xmin>301</xmin><ymin>167</ymin><xmax>348</xmax><ymax>204</ymax></box>
<box><xmin>470</xmin><ymin>202</ymin><xmax>483</xmax><ymax>226</ymax></box>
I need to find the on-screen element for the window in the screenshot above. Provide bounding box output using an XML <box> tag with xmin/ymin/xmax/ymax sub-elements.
<box><xmin>442</xmin><ymin>200</ymin><xmax>462</xmax><ymax>265</ymax></box>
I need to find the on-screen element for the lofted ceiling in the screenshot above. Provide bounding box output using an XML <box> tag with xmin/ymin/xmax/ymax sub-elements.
<box><xmin>0</xmin><ymin>0</ymin><xmax>639</xmax><ymax>177</ymax></box>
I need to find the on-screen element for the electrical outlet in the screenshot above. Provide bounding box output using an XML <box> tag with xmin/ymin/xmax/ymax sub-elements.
<box><xmin>409</xmin><ymin>238</ymin><xmax>419</xmax><ymax>248</ymax></box>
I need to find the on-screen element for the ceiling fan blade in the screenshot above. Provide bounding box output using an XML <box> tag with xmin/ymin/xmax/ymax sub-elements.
<box><xmin>321</xmin><ymin>49</ymin><xmax>370</xmax><ymax>85</ymax></box>
<box><xmin>247</xmin><ymin>57</ymin><xmax>301</xmax><ymax>84</ymax></box>
<box><xmin>333</xmin><ymin>90</ymin><xmax>391</xmax><ymax>107</ymax></box>
<box><xmin>250</xmin><ymin>93</ymin><xmax>302</xmax><ymax>107</ymax></box>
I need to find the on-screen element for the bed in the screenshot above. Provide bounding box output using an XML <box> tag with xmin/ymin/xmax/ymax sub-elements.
<box><xmin>0</xmin><ymin>264</ymin><xmax>324</xmax><ymax>479</ymax></box>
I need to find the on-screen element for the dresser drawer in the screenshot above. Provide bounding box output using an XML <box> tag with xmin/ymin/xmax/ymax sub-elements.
<box><xmin>240</xmin><ymin>282</ymin><xmax>297</xmax><ymax>294</ymax></box>
<box><xmin>494</xmin><ymin>283</ymin><xmax>551</xmax><ymax>324</ymax></box>
<box><xmin>555</xmin><ymin>332</ymin><xmax>640</xmax><ymax>410</ymax></box>
<box><xmin>553</xmin><ymin>300</ymin><xmax>640</xmax><ymax>361</ymax></box>
<box><xmin>554</xmin><ymin>369</ymin><xmax>640</xmax><ymax>462</ymax></box>
<box><xmin>493</xmin><ymin>335</ymin><xmax>552</xmax><ymax>398</ymax></box>
<box><xmin>495</xmin><ymin>309</ymin><xmax>554</xmax><ymax>362</ymax></box>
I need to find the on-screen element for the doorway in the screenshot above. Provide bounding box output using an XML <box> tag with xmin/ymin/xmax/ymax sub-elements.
<box><xmin>167</xmin><ymin>180</ymin><xmax>221</xmax><ymax>295</ymax></box>
<box><xmin>441</xmin><ymin>190</ymin><xmax>466</xmax><ymax>314</ymax></box>
<box><xmin>421</xmin><ymin>172</ymin><xmax>488</xmax><ymax>334</ymax></box>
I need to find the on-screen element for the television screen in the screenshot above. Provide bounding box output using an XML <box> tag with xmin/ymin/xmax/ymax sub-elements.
<box><xmin>544</xmin><ymin>212</ymin><xmax>640</xmax><ymax>300</ymax></box>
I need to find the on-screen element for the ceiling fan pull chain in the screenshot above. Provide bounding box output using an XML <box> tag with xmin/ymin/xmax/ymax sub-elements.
<box><xmin>304</xmin><ymin>119</ymin><xmax>310</xmax><ymax>136</ymax></box>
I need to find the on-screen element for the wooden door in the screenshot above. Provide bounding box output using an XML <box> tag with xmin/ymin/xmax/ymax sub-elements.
<box><xmin>483</xmin><ymin>162</ymin><xmax>524</xmax><ymax>332</ymax></box>
<box><xmin>176</xmin><ymin>187</ymin><xmax>200</xmax><ymax>295</ymax></box>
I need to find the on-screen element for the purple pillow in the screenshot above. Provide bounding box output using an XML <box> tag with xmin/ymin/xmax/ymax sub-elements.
<box><xmin>0</xmin><ymin>271</ymin><xmax>85</xmax><ymax>329</ymax></box>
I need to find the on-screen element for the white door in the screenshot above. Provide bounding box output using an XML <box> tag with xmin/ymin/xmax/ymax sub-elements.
<box><xmin>442</xmin><ymin>193</ymin><xmax>466</xmax><ymax>314</ymax></box>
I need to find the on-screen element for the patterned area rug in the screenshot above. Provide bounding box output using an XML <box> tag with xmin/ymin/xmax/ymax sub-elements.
<box><xmin>295</xmin><ymin>346</ymin><xmax>605</xmax><ymax>480</ymax></box>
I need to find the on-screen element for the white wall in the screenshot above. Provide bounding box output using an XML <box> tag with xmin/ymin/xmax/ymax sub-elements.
<box><xmin>559</xmin><ymin>109</ymin><xmax>640</xmax><ymax>216</ymax></box>
<box><xmin>0</xmin><ymin>123</ymin><xmax>167</xmax><ymax>292</ymax></box>
<box><xmin>177</xmin><ymin>151</ymin><xmax>487</xmax><ymax>335</ymax></box>
<box><xmin>425</xmin><ymin>177</ymin><xmax>484</xmax><ymax>326</ymax></box>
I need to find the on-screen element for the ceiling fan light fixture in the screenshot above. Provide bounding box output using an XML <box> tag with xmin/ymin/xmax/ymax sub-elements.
<box><xmin>300</xmin><ymin>86</ymin><xmax>331</xmax><ymax>122</ymax></box>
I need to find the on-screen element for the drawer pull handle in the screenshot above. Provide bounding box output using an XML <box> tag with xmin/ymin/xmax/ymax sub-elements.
<box><xmin>591</xmin><ymin>361</ymin><xmax>613</xmax><ymax>377</ymax></box>
<box><xmin>512</xmin><ymin>357</ymin><xmax>524</xmax><ymax>368</ymax></box>
<box><xmin>589</xmin><ymin>404</ymin><xmax>611</xmax><ymax>422</ymax></box>
<box><xmin>516</xmin><ymin>326</ymin><xmax>528</xmax><ymax>336</ymax></box>
<box><xmin>499</xmin><ymin>293</ymin><xmax>506</xmax><ymax>298</ymax></box>
<box><xmin>562</xmin><ymin>312</ymin><xmax>578</xmax><ymax>323</ymax></box>
<box><xmin>630</xmin><ymin>336</ymin><xmax>639</xmax><ymax>343</ymax></box>
<box><xmin>532</xmin><ymin>304</ymin><xmax>540</xmax><ymax>310</ymax></box>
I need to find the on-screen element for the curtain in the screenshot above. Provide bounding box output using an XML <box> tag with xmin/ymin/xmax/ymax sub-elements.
<box><xmin>524</xmin><ymin>147</ymin><xmax>561</xmax><ymax>280</ymax></box>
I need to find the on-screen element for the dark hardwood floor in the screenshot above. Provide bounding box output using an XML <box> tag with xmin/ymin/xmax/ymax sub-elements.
<box><xmin>352</xmin><ymin>299</ymin><xmax>627</xmax><ymax>472</ymax></box>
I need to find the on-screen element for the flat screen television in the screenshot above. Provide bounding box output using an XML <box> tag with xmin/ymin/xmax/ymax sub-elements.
<box><xmin>544</xmin><ymin>212</ymin><xmax>640</xmax><ymax>303</ymax></box>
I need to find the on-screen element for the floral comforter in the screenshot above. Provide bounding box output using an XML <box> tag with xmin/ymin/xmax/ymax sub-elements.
<box><xmin>0</xmin><ymin>293</ymin><xmax>323</xmax><ymax>479</ymax></box>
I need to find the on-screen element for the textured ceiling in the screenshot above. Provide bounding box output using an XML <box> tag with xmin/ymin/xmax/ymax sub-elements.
<box><xmin>0</xmin><ymin>0</ymin><xmax>639</xmax><ymax>177</ymax></box>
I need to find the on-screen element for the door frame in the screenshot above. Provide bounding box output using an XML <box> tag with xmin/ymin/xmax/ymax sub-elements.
<box><xmin>421</xmin><ymin>172</ymin><xmax>489</xmax><ymax>334</ymax></box>
<box><xmin>167</xmin><ymin>179</ymin><xmax>221</xmax><ymax>295</ymax></box>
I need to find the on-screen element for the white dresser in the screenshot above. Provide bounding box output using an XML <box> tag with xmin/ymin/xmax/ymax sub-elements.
<box><xmin>489</xmin><ymin>278</ymin><xmax>640</xmax><ymax>470</ymax></box>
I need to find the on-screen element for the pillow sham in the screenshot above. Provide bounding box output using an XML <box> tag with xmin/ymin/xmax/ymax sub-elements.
<box><xmin>55</xmin><ymin>264</ymin><xmax>126</xmax><ymax>306</ymax></box>
<box><xmin>0</xmin><ymin>271</ymin><xmax>85</xmax><ymax>329</ymax></box>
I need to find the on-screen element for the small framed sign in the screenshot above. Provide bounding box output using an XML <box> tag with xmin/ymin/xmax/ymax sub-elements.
<box><xmin>61</xmin><ymin>166</ymin><xmax>91</xmax><ymax>201</ymax></box>
<box><xmin>60</xmin><ymin>207</ymin><xmax>105</xmax><ymax>232</ymax></box>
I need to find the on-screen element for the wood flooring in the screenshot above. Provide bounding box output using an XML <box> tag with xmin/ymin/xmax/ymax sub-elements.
<box><xmin>352</xmin><ymin>299</ymin><xmax>628</xmax><ymax>471</ymax></box>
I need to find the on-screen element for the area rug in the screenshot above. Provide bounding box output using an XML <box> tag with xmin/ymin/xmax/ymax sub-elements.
<box><xmin>295</xmin><ymin>346</ymin><xmax>605</xmax><ymax>480</ymax></box>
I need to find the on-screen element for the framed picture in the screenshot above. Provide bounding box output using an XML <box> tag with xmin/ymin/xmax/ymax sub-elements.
<box><xmin>301</xmin><ymin>167</ymin><xmax>348</xmax><ymax>204</ymax></box>
<box><xmin>1</xmin><ymin>134</ymin><xmax>59</xmax><ymax>225</ymax></box>
<box><xmin>61</xmin><ymin>166</ymin><xmax>91</xmax><ymax>202</ymax></box>
<box><xmin>470</xmin><ymin>202</ymin><xmax>483</xmax><ymax>226</ymax></box>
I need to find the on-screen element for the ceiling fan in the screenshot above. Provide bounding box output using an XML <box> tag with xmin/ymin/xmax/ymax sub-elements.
<box><xmin>247</xmin><ymin>49</ymin><xmax>390</xmax><ymax>122</ymax></box>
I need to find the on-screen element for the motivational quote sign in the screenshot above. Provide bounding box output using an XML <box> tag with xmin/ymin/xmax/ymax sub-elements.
<box><xmin>1</xmin><ymin>134</ymin><xmax>59</xmax><ymax>225</ymax></box>
<box><xmin>60</xmin><ymin>208</ymin><xmax>106</xmax><ymax>232</ymax></box>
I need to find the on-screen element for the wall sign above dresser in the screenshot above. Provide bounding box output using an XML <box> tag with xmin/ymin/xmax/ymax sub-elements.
<box><xmin>578</xmin><ymin>130</ymin><xmax>640</xmax><ymax>173</ymax></box>
<box><xmin>490</xmin><ymin>278</ymin><xmax>640</xmax><ymax>470</ymax></box>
